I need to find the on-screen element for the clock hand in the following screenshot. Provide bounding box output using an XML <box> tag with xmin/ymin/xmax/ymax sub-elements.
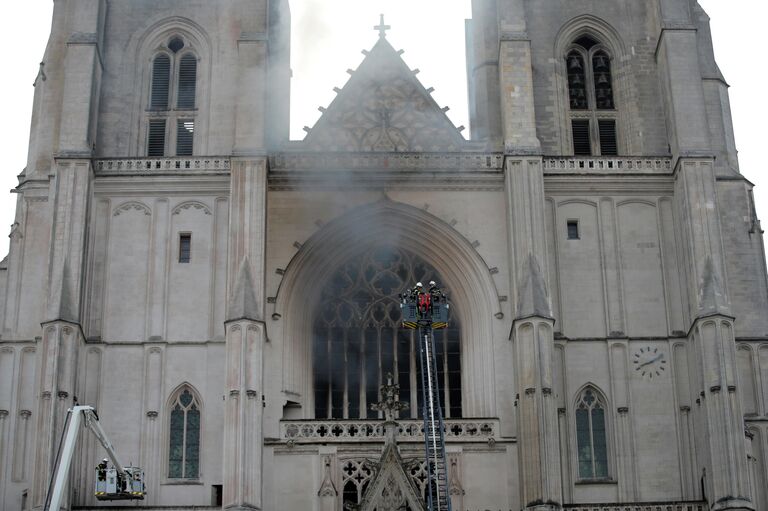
<box><xmin>637</xmin><ymin>354</ymin><xmax>663</xmax><ymax>369</ymax></box>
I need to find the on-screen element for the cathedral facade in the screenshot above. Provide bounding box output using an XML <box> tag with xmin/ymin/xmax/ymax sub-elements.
<box><xmin>0</xmin><ymin>1</ymin><xmax>767</xmax><ymax>510</ymax></box>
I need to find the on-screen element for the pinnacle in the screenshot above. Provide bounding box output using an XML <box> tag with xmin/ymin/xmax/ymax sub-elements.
<box><xmin>227</xmin><ymin>257</ymin><xmax>261</xmax><ymax>322</ymax></box>
<box><xmin>515</xmin><ymin>254</ymin><xmax>553</xmax><ymax>320</ymax></box>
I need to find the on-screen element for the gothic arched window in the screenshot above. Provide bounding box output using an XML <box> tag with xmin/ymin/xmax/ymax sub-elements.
<box><xmin>575</xmin><ymin>387</ymin><xmax>609</xmax><ymax>480</ymax></box>
<box><xmin>566</xmin><ymin>35</ymin><xmax>618</xmax><ymax>156</ymax></box>
<box><xmin>168</xmin><ymin>387</ymin><xmax>201</xmax><ymax>479</ymax></box>
<box><xmin>146</xmin><ymin>35</ymin><xmax>198</xmax><ymax>157</ymax></box>
<box><xmin>312</xmin><ymin>245</ymin><xmax>462</xmax><ymax>420</ymax></box>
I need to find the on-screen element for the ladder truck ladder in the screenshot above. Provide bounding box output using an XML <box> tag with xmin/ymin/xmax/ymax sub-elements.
<box><xmin>401</xmin><ymin>281</ymin><xmax>452</xmax><ymax>511</ymax></box>
<box><xmin>418</xmin><ymin>325</ymin><xmax>451</xmax><ymax>511</ymax></box>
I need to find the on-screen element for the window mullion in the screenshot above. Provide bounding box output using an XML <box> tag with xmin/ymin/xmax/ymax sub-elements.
<box><xmin>442</xmin><ymin>330</ymin><xmax>450</xmax><ymax>418</ymax></box>
<box><xmin>359</xmin><ymin>328</ymin><xmax>366</xmax><ymax>420</ymax></box>
<box><xmin>181</xmin><ymin>407</ymin><xmax>188</xmax><ymax>478</ymax></box>
<box><xmin>376</xmin><ymin>326</ymin><xmax>383</xmax><ymax>418</ymax></box>
<box><xmin>326</xmin><ymin>326</ymin><xmax>332</xmax><ymax>419</ymax></box>
<box><xmin>410</xmin><ymin>330</ymin><xmax>418</xmax><ymax>419</ymax></box>
<box><xmin>588</xmin><ymin>404</ymin><xmax>596</xmax><ymax>478</ymax></box>
<box><xmin>591</xmin><ymin>114</ymin><xmax>601</xmax><ymax>155</ymax></box>
<box><xmin>343</xmin><ymin>329</ymin><xmax>349</xmax><ymax>419</ymax></box>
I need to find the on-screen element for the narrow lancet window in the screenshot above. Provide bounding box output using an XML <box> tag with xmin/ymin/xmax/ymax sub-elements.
<box><xmin>576</xmin><ymin>387</ymin><xmax>609</xmax><ymax>480</ymax></box>
<box><xmin>168</xmin><ymin>388</ymin><xmax>201</xmax><ymax>479</ymax></box>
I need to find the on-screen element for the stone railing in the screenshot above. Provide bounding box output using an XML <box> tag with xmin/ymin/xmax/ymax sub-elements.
<box><xmin>269</xmin><ymin>152</ymin><xmax>504</xmax><ymax>172</ymax></box>
<box><xmin>564</xmin><ymin>502</ymin><xmax>706</xmax><ymax>511</ymax></box>
<box><xmin>543</xmin><ymin>156</ymin><xmax>672</xmax><ymax>175</ymax></box>
<box><xmin>279</xmin><ymin>418</ymin><xmax>499</xmax><ymax>444</ymax></box>
<box><xmin>95</xmin><ymin>157</ymin><xmax>230</xmax><ymax>174</ymax></box>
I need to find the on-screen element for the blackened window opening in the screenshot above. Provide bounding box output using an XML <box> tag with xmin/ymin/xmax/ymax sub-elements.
<box><xmin>179</xmin><ymin>233</ymin><xmax>191</xmax><ymax>263</ymax></box>
<box><xmin>567</xmin><ymin>220</ymin><xmax>580</xmax><ymax>240</ymax></box>
<box><xmin>567</xmin><ymin>52</ymin><xmax>587</xmax><ymax>110</ymax></box>
<box><xmin>593</xmin><ymin>51</ymin><xmax>614</xmax><ymax>110</ymax></box>
<box><xmin>313</xmin><ymin>245</ymin><xmax>462</xmax><ymax>420</ymax></box>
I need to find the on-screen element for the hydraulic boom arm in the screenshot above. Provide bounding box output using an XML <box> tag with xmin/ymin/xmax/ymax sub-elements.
<box><xmin>46</xmin><ymin>405</ymin><xmax>144</xmax><ymax>510</ymax></box>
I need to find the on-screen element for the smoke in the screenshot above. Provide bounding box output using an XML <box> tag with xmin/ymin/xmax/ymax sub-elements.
<box><xmin>289</xmin><ymin>0</ymin><xmax>471</xmax><ymax>141</ymax></box>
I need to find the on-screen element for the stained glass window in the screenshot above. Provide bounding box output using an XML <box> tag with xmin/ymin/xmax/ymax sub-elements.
<box><xmin>576</xmin><ymin>387</ymin><xmax>609</xmax><ymax>480</ymax></box>
<box><xmin>313</xmin><ymin>245</ymin><xmax>462</xmax><ymax>420</ymax></box>
<box><xmin>168</xmin><ymin>388</ymin><xmax>201</xmax><ymax>479</ymax></box>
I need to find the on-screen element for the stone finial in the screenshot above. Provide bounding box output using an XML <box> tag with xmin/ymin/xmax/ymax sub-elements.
<box><xmin>697</xmin><ymin>256</ymin><xmax>731</xmax><ymax>318</ymax></box>
<box><xmin>515</xmin><ymin>254</ymin><xmax>553</xmax><ymax>320</ymax></box>
<box><xmin>370</xmin><ymin>373</ymin><xmax>408</xmax><ymax>424</ymax></box>
<box><xmin>227</xmin><ymin>257</ymin><xmax>260</xmax><ymax>322</ymax></box>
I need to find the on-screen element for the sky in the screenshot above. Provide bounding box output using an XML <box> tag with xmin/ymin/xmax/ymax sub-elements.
<box><xmin>0</xmin><ymin>1</ymin><xmax>766</xmax><ymax>259</ymax></box>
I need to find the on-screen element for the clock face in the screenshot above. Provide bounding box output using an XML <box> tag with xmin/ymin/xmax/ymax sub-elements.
<box><xmin>633</xmin><ymin>346</ymin><xmax>667</xmax><ymax>379</ymax></box>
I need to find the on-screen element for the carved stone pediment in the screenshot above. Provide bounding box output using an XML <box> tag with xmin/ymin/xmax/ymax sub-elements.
<box><xmin>301</xmin><ymin>36</ymin><xmax>466</xmax><ymax>153</ymax></box>
<box><xmin>357</xmin><ymin>443</ymin><xmax>425</xmax><ymax>511</ymax></box>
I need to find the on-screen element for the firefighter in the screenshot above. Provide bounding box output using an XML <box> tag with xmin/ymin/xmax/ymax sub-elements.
<box><xmin>416</xmin><ymin>282</ymin><xmax>431</xmax><ymax>316</ymax></box>
<box><xmin>96</xmin><ymin>458</ymin><xmax>108</xmax><ymax>481</ymax></box>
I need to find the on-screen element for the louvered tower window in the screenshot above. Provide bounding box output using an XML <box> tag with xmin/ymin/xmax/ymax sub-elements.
<box><xmin>565</xmin><ymin>36</ymin><xmax>618</xmax><ymax>156</ymax></box>
<box><xmin>146</xmin><ymin>35</ymin><xmax>198</xmax><ymax>157</ymax></box>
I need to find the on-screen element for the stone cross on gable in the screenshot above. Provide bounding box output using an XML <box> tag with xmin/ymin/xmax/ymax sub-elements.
<box><xmin>374</xmin><ymin>14</ymin><xmax>391</xmax><ymax>38</ymax></box>
<box><xmin>371</xmin><ymin>373</ymin><xmax>408</xmax><ymax>423</ymax></box>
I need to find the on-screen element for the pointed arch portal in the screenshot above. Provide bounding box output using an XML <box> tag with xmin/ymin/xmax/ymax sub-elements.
<box><xmin>276</xmin><ymin>200</ymin><xmax>500</xmax><ymax>418</ymax></box>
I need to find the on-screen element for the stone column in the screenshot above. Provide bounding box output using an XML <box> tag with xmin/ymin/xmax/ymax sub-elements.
<box><xmin>56</xmin><ymin>0</ymin><xmax>104</xmax><ymax>156</ymax></box>
<box><xmin>689</xmin><ymin>260</ymin><xmax>753</xmax><ymax>511</ymax></box>
<box><xmin>31</xmin><ymin>319</ymin><xmax>84</xmax><ymax>511</ymax></box>
<box><xmin>505</xmin><ymin>146</ymin><xmax>561</xmax><ymax>509</ymax></box>
<box><xmin>32</xmin><ymin>150</ymin><xmax>91</xmax><ymax>510</ymax></box>
<box><xmin>222</xmin><ymin>156</ymin><xmax>267</xmax><ymax>510</ymax></box>
<box><xmin>467</xmin><ymin>0</ymin><xmax>502</xmax><ymax>144</ymax></box>
<box><xmin>672</xmin><ymin>147</ymin><xmax>752</xmax><ymax>509</ymax></box>
<box><xmin>222</xmin><ymin>262</ymin><xmax>265</xmax><ymax>510</ymax></box>
<box><xmin>656</xmin><ymin>0</ymin><xmax>711</xmax><ymax>158</ymax></box>
<box><xmin>511</xmin><ymin>256</ymin><xmax>562</xmax><ymax>511</ymax></box>
<box><xmin>497</xmin><ymin>0</ymin><xmax>540</xmax><ymax>154</ymax></box>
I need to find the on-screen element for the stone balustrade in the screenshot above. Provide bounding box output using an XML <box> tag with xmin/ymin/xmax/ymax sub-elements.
<box><xmin>543</xmin><ymin>156</ymin><xmax>673</xmax><ymax>174</ymax></box>
<box><xmin>95</xmin><ymin>157</ymin><xmax>230</xmax><ymax>174</ymax></box>
<box><xmin>269</xmin><ymin>152</ymin><xmax>504</xmax><ymax>171</ymax></box>
<box><xmin>279</xmin><ymin>418</ymin><xmax>499</xmax><ymax>444</ymax></box>
<box><xmin>563</xmin><ymin>502</ymin><xmax>706</xmax><ymax>511</ymax></box>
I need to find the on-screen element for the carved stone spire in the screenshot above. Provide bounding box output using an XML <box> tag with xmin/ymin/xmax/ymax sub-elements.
<box><xmin>227</xmin><ymin>257</ymin><xmax>260</xmax><ymax>322</ymax></box>
<box><xmin>697</xmin><ymin>256</ymin><xmax>731</xmax><ymax>318</ymax></box>
<box><xmin>48</xmin><ymin>258</ymin><xmax>77</xmax><ymax>323</ymax></box>
<box><xmin>515</xmin><ymin>254</ymin><xmax>552</xmax><ymax>320</ymax></box>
